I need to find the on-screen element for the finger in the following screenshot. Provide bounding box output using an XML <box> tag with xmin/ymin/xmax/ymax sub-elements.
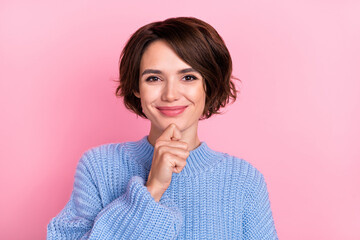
<box><xmin>157</xmin><ymin>123</ymin><xmax>181</xmax><ymax>142</ymax></box>
<box><xmin>173</xmin><ymin>164</ymin><xmax>185</xmax><ymax>174</ymax></box>
<box><xmin>155</xmin><ymin>140</ymin><xmax>189</xmax><ymax>151</ymax></box>
<box><xmin>172</xmin><ymin>158</ymin><xmax>187</xmax><ymax>173</ymax></box>
<box><xmin>159</xmin><ymin>146</ymin><xmax>190</xmax><ymax>160</ymax></box>
<box><xmin>163</xmin><ymin>153</ymin><xmax>187</xmax><ymax>173</ymax></box>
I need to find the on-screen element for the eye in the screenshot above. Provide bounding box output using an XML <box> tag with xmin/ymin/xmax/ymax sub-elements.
<box><xmin>182</xmin><ymin>75</ymin><xmax>198</xmax><ymax>81</ymax></box>
<box><xmin>145</xmin><ymin>76</ymin><xmax>161</xmax><ymax>82</ymax></box>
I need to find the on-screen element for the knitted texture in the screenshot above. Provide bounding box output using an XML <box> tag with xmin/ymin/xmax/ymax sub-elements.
<box><xmin>47</xmin><ymin>136</ymin><xmax>278</xmax><ymax>239</ymax></box>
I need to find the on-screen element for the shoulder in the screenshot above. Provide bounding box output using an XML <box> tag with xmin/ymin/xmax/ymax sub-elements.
<box><xmin>218</xmin><ymin>151</ymin><xmax>264</xmax><ymax>179</ymax></box>
<box><xmin>76</xmin><ymin>136</ymin><xmax>153</xmax><ymax>170</ymax></box>
<box><xmin>215</xmin><ymin>151</ymin><xmax>267</xmax><ymax>191</ymax></box>
<box><xmin>79</xmin><ymin>142</ymin><xmax>124</xmax><ymax>163</ymax></box>
<box><xmin>84</xmin><ymin>142</ymin><xmax>126</xmax><ymax>157</ymax></box>
<box><xmin>76</xmin><ymin>139</ymin><xmax>142</xmax><ymax>173</ymax></box>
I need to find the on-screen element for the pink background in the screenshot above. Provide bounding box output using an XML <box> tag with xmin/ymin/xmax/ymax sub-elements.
<box><xmin>1</xmin><ymin>0</ymin><xmax>359</xmax><ymax>239</ymax></box>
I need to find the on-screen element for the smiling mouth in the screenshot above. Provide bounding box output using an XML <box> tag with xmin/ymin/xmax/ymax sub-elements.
<box><xmin>156</xmin><ymin>106</ymin><xmax>188</xmax><ymax>117</ymax></box>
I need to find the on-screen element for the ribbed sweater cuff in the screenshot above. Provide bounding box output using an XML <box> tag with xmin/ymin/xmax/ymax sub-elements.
<box><xmin>88</xmin><ymin>176</ymin><xmax>183</xmax><ymax>239</ymax></box>
<box><xmin>127</xmin><ymin>176</ymin><xmax>183</xmax><ymax>235</ymax></box>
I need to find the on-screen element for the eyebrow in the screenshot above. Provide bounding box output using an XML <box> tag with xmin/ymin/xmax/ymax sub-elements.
<box><xmin>141</xmin><ymin>68</ymin><xmax>199</xmax><ymax>76</ymax></box>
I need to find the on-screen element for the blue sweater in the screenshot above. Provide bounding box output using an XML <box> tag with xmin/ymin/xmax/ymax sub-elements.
<box><xmin>47</xmin><ymin>136</ymin><xmax>278</xmax><ymax>239</ymax></box>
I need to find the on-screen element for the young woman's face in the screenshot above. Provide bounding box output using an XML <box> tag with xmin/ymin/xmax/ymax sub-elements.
<box><xmin>135</xmin><ymin>40</ymin><xmax>206</xmax><ymax>134</ymax></box>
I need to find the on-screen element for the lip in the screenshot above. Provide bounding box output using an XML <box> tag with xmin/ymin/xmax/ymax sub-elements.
<box><xmin>156</xmin><ymin>106</ymin><xmax>188</xmax><ymax>117</ymax></box>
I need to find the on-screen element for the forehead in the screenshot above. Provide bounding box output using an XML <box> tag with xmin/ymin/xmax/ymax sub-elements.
<box><xmin>140</xmin><ymin>40</ymin><xmax>191</xmax><ymax>72</ymax></box>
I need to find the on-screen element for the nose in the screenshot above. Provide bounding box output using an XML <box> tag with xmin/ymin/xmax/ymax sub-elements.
<box><xmin>161</xmin><ymin>80</ymin><xmax>180</xmax><ymax>102</ymax></box>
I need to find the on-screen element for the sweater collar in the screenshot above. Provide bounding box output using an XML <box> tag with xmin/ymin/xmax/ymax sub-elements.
<box><xmin>127</xmin><ymin>136</ymin><xmax>222</xmax><ymax>177</ymax></box>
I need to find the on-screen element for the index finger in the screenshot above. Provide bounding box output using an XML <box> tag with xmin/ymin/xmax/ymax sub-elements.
<box><xmin>157</xmin><ymin>123</ymin><xmax>182</xmax><ymax>141</ymax></box>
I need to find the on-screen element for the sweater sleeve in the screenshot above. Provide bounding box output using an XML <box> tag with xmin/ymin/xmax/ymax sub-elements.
<box><xmin>47</xmin><ymin>149</ymin><xmax>182</xmax><ymax>240</ymax></box>
<box><xmin>242</xmin><ymin>170</ymin><xmax>278</xmax><ymax>240</ymax></box>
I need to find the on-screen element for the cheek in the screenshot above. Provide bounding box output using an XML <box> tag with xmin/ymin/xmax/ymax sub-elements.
<box><xmin>139</xmin><ymin>86</ymin><xmax>155</xmax><ymax>103</ymax></box>
<box><xmin>194</xmin><ymin>86</ymin><xmax>206</xmax><ymax>103</ymax></box>
<box><xmin>187</xmin><ymin>86</ymin><xmax>206</xmax><ymax>110</ymax></box>
<box><xmin>197</xmin><ymin>88</ymin><xmax>206</xmax><ymax>113</ymax></box>
<box><xmin>138</xmin><ymin>86</ymin><xmax>161</xmax><ymax>116</ymax></box>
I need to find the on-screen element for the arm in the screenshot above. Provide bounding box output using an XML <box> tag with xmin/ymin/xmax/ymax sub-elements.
<box><xmin>47</xmin><ymin>149</ymin><xmax>182</xmax><ymax>240</ymax></box>
<box><xmin>242</xmin><ymin>170</ymin><xmax>278</xmax><ymax>239</ymax></box>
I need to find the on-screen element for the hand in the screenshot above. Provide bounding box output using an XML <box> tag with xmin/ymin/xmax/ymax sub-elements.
<box><xmin>146</xmin><ymin>123</ymin><xmax>189</xmax><ymax>202</ymax></box>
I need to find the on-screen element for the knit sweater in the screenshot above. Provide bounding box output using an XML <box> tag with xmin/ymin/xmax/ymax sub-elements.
<box><xmin>47</xmin><ymin>136</ymin><xmax>278</xmax><ymax>239</ymax></box>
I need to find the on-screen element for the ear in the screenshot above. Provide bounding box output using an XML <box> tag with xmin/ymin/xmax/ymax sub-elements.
<box><xmin>133</xmin><ymin>91</ymin><xmax>140</xmax><ymax>98</ymax></box>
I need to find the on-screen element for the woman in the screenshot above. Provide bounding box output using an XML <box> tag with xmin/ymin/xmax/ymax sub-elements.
<box><xmin>47</xmin><ymin>17</ymin><xmax>278</xmax><ymax>239</ymax></box>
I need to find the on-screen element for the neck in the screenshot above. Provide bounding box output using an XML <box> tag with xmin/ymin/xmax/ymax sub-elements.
<box><xmin>147</xmin><ymin>123</ymin><xmax>201</xmax><ymax>150</ymax></box>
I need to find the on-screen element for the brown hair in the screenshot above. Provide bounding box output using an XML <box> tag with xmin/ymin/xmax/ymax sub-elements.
<box><xmin>116</xmin><ymin>17</ymin><xmax>238</xmax><ymax>119</ymax></box>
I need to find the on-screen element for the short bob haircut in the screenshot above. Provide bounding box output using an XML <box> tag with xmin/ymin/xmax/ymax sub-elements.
<box><xmin>116</xmin><ymin>17</ymin><xmax>237</xmax><ymax>119</ymax></box>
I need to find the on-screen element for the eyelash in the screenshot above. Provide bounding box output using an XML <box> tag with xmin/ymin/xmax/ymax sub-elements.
<box><xmin>183</xmin><ymin>75</ymin><xmax>198</xmax><ymax>81</ymax></box>
<box><xmin>145</xmin><ymin>76</ymin><xmax>160</xmax><ymax>82</ymax></box>
<box><xmin>145</xmin><ymin>75</ymin><xmax>198</xmax><ymax>82</ymax></box>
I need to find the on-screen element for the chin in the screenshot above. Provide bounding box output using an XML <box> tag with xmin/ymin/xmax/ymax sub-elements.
<box><xmin>153</xmin><ymin>118</ymin><xmax>190</xmax><ymax>132</ymax></box>
<box><xmin>161</xmin><ymin>120</ymin><xmax>186</xmax><ymax>130</ymax></box>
